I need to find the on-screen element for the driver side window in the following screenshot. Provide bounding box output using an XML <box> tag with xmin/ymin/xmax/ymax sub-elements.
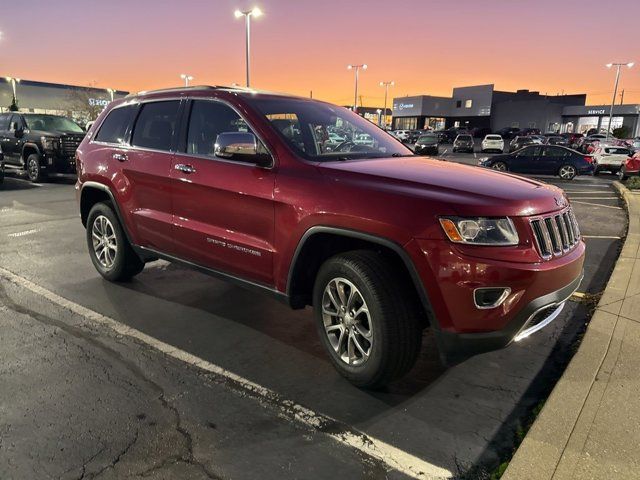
<box><xmin>187</xmin><ymin>100</ymin><xmax>264</xmax><ymax>158</ymax></box>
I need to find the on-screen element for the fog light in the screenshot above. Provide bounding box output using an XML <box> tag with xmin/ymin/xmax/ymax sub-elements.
<box><xmin>474</xmin><ymin>287</ymin><xmax>511</xmax><ymax>309</ymax></box>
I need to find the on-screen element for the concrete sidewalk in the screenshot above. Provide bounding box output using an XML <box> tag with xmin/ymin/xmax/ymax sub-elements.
<box><xmin>504</xmin><ymin>183</ymin><xmax>640</xmax><ymax>480</ymax></box>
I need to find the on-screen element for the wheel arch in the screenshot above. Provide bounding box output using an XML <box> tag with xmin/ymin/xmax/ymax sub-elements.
<box><xmin>21</xmin><ymin>143</ymin><xmax>41</xmax><ymax>162</ymax></box>
<box><xmin>286</xmin><ymin>226</ymin><xmax>436</xmax><ymax>328</ymax></box>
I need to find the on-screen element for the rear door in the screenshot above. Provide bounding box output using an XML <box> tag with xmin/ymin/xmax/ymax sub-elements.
<box><xmin>170</xmin><ymin>99</ymin><xmax>276</xmax><ymax>285</ymax></box>
<box><xmin>120</xmin><ymin>100</ymin><xmax>181</xmax><ymax>253</ymax></box>
<box><xmin>539</xmin><ymin>146</ymin><xmax>567</xmax><ymax>174</ymax></box>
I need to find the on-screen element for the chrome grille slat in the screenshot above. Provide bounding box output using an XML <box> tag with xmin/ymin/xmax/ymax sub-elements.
<box><xmin>530</xmin><ymin>207</ymin><xmax>580</xmax><ymax>260</ymax></box>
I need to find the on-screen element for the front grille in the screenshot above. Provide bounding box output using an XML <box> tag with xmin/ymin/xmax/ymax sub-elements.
<box><xmin>61</xmin><ymin>135</ymin><xmax>84</xmax><ymax>155</ymax></box>
<box><xmin>530</xmin><ymin>208</ymin><xmax>580</xmax><ymax>260</ymax></box>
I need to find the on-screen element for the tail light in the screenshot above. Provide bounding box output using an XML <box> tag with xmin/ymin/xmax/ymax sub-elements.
<box><xmin>583</xmin><ymin>156</ymin><xmax>594</xmax><ymax>164</ymax></box>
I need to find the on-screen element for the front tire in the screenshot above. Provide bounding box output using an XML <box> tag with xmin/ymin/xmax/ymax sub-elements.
<box><xmin>86</xmin><ymin>202</ymin><xmax>144</xmax><ymax>281</ymax></box>
<box><xmin>26</xmin><ymin>154</ymin><xmax>46</xmax><ymax>183</ymax></box>
<box><xmin>313</xmin><ymin>250</ymin><xmax>422</xmax><ymax>389</ymax></box>
<box><xmin>492</xmin><ymin>161</ymin><xmax>508</xmax><ymax>172</ymax></box>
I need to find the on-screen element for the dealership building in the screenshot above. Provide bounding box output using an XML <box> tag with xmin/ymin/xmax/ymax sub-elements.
<box><xmin>0</xmin><ymin>77</ymin><xmax>128</xmax><ymax>125</ymax></box>
<box><xmin>392</xmin><ymin>84</ymin><xmax>640</xmax><ymax>136</ymax></box>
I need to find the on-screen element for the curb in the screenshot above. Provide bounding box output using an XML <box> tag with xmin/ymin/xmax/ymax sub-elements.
<box><xmin>502</xmin><ymin>181</ymin><xmax>639</xmax><ymax>479</ymax></box>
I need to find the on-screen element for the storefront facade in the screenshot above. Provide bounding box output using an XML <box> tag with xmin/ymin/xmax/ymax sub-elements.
<box><xmin>0</xmin><ymin>78</ymin><xmax>128</xmax><ymax>125</ymax></box>
<box><xmin>561</xmin><ymin>105</ymin><xmax>640</xmax><ymax>136</ymax></box>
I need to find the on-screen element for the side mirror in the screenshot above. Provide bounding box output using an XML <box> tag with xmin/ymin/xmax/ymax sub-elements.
<box><xmin>214</xmin><ymin>132</ymin><xmax>272</xmax><ymax>168</ymax></box>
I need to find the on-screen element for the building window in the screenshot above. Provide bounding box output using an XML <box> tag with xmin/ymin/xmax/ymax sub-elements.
<box><xmin>465</xmin><ymin>100</ymin><xmax>473</xmax><ymax>108</ymax></box>
<box><xmin>456</xmin><ymin>100</ymin><xmax>462</xmax><ymax>108</ymax></box>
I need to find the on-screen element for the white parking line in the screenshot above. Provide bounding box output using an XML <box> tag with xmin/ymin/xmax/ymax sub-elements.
<box><xmin>571</xmin><ymin>201</ymin><xmax>622</xmax><ymax>210</ymax></box>
<box><xmin>0</xmin><ymin>266</ymin><xmax>452</xmax><ymax>480</ymax></box>
<box><xmin>7</xmin><ymin>229</ymin><xmax>40</xmax><ymax>238</ymax></box>
<box><xmin>567</xmin><ymin>197</ymin><xmax>619</xmax><ymax>200</ymax></box>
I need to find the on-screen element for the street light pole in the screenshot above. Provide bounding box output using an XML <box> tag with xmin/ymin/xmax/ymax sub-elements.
<box><xmin>5</xmin><ymin>76</ymin><xmax>20</xmax><ymax>106</ymax></box>
<box><xmin>107</xmin><ymin>88</ymin><xmax>115</xmax><ymax>102</ymax></box>
<box><xmin>235</xmin><ymin>7</ymin><xmax>262</xmax><ymax>88</ymax></box>
<box><xmin>605</xmin><ymin>62</ymin><xmax>634</xmax><ymax>140</ymax></box>
<box><xmin>347</xmin><ymin>64</ymin><xmax>367</xmax><ymax>112</ymax></box>
<box><xmin>180</xmin><ymin>73</ymin><xmax>194</xmax><ymax>87</ymax></box>
<box><xmin>379</xmin><ymin>80</ymin><xmax>394</xmax><ymax>129</ymax></box>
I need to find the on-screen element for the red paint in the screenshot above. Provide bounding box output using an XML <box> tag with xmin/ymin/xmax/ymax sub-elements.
<box><xmin>77</xmin><ymin>88</ymin><xmax>585</xmax><ymax>346</ymax></box>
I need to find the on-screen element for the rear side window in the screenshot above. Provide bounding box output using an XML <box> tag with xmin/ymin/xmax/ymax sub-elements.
<box><xmin>95</xmin><ymin>105</ymin><xmax>138</xmax><ymax>144</ymax></box>
<box><xmin>131</xmin><ymin>101</ymin><xmax>180</xmax><ymax>151</ymax></box>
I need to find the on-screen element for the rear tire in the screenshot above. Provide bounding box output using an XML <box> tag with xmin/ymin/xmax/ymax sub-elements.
<box><xmin>558</xmin><ymin>164</ymin><xmax>577</xmax><ymax>180</ymax></box>
<box><xmin>313</xmin><ymin>250</ymin><xmax>422</xmax><ymax>389</ymax></box>
<box><xmin>86</xmin><ymin>202</ymin><xmax>144</xmax><ymax>282</ymax></box>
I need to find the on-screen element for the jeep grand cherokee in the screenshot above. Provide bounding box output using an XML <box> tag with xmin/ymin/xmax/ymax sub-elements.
<box><xmin>76</xmin><ymin>86</ymin><xmax>584</xmax><ymax>388</ymax></box>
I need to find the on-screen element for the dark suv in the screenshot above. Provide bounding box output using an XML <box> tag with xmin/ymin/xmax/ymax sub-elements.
<box><xmin>76</xmin><ymin>86</ymin><xmax>585</xmax><ymax>388</ymax></box>
<box><xmin>0</xmin><ymin>112</ymin><xmax>85</xmax><ymax>182</ymax></box>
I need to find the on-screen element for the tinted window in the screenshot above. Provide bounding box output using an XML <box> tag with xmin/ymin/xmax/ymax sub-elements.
<box><xmin>95</xmin><ymin>105</ymin><xmax>138</xmax><ymax>144</ymax></box>
<box><xmin>9</xmin><ymin>115</ymin><xmax>22</xmax><ymax>130</ymax></box>
<box><xmin>543</xmin><ymin>147</ymin><xmax>569</xmax><ymax>157</ymax></box>
<box><xmin>131</xmin><ymin>101</ymin><xmax>180</xmax><ymax>151</ymax></box>
<box><xmin>187</xmin><ymin>101</ymin><xmax>256</xmax><ymax>157</ymax></box>
<box><xmin>516</xmin><ymin>146</ymin><xmax>541</xmax><ymax>156</ymax></box>
<box><xmin>0</xmin><ymin>114</ymin><xmax>10</xmax><ymax>130</ymax></box>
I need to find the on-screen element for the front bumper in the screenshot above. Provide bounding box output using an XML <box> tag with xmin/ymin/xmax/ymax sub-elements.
<box><xmin>435</xmin><ymin>271</ymin><xmax>582</xmax><ymax>364</ymax></box>
<box><xmin>42</xmin><ymin>153</ymin><xmax>76</xmax><ymax>174</ymax></box>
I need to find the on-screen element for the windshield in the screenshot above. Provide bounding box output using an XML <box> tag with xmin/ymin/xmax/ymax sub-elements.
<box><xmin>417</xmin><ymin>135</ymin><xmax>437</xmax><ymax>144</ymax></box>
<box><xmin>248</xmin><ymin>96</ymin><xmax>412</xmax><ymax>160</ymax></box>
<box><xmin>24</xmin><ymin>115</ymin><xmax>84</xmax><ymax>133</ymax></box>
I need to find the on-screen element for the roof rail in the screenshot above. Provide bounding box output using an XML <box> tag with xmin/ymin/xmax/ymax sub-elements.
<box><xmin>127</xmin><ymin>85</ymin><xmax>229</xmax><ymax>97</ymax></box>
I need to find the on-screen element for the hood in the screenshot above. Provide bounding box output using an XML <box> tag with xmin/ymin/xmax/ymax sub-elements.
<box><xmin>318</xmin><ymin>156</ymin><xmax>566</xmax><ymax>217</ymax></box>
<box><xmin>27</xmin><ymin>129</ymin><xmax>85</xmax><ymax>137</ymax></box>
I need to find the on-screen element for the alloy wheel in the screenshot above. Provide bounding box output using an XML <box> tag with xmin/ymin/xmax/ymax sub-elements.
<box><xmin>91</xmin><ymin>215</ymin><xmax>118</xmax><ymax>269</ymax></box>
<box><xmin>493</xmin><ymin>162</ymin><xmax>507</xmax><ymax>171</ymax></box>
<box><xmin>321</xmin><ymin>278</ymin><xmax>372</xmax><ymax>366</ymax></box>
<box><xmin>27</xmin><ymin>158</ymin><xmax>39</xmax><ymax>180</ymax></box>
<box><xmin>559</xmin><ymin>165</ymin><xmax>576</xmax><ymax>180</ymax></box>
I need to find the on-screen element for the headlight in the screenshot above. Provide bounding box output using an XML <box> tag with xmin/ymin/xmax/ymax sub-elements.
<box><xmin>41</xmin><ymin>136</ymin><xmax>59</xmax><ymax>151</ymax></box>
<box><xmin>439</xmin><ymin>217</ymin><xmax>519</xmax><ymax>246</ymax></box>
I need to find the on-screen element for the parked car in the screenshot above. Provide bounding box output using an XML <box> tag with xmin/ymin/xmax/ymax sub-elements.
<box><xmin>481</xmin><ymin>134</ymin><xmax>504</xmax><ymax>153</ymax></box>
<box><xmin>77</xmin><ymin>86</ymin><xmax>586</xmax><ymax>388</ymax></box>
<box><xmin>545</xmin><ymin>135</ymin><xmax>569</xmax><ymax>146</ymax></box>
<box><xmin>620</xmin><ymin>151</ymin><xmax>640</xmax><ymax>180</ymax></box>
<box><xmin>0</xmin><ymin>145</ymin><xmax>4</xmax><ymax>185</ymax></box>
<box><xmin>509</xmin><ymin>135</ymin><xmax>541</xmax><ymax>152</ymax></box>
<box><xmin>591</xmin><ymin>146</ymin><xmax>632</xmax><ymax>174</ymax></box>
<box><xmin>479</xmin><ymin>145</ymin><xmax>595</xmax><ymax>180</ymax></box>
<box><xmin>406</xmin><ymin>129</ymin><xmax>430</xmax><ymax>144</ymax></box>
<box><xmin>453</xmin><ymin>134</ymin><xmax>474</xmax><ymax>153</ymax></box>
<box><xmin>518</xmin><ymin>128</ymin><xmax>541</xmax><ymax>136</ymax></box>
<box><xmin>496</xmin><ymin>127</ymin><xmax>521</xmax><ymax>140</ymax></box>
<box><xmin>393</xmin><ymin>130</ymin><xmax>411</xmax><ymax>141</ymax></box>
<box><xmin>0</xmin><ymin>112</ymin><xmax>85</xmax><ymax>182</ymax></box>
<box><xmin>414</xmin><ymin>133</ymin><xmax>439</xmax><ymax>155</ymax></box>
<box><xmin>576</xmin><ymin>134</ymin><xmax>608</xmax><ymax>153</ymax></box>
<box><xmin>435</xmin><ymin>130</ymin><xmax>455</xmax><ymax>144</ymax></box>
<box><xmin>561</xmin><ymin>132</ymin><xmax>584</xmax><ymax>149</ymax></box>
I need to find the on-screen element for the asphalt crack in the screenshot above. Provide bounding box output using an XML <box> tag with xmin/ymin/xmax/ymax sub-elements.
<box><xmin>0</xmin><ymin>281</ymin><xmax>218</xmax><ymax>479</ymax></box>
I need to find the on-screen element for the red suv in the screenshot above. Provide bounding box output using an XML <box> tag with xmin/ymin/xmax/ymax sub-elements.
<box><xmin>76</xmin><ymin>86</ymin><xmax>585</xmax><ymax>388</ymax></box>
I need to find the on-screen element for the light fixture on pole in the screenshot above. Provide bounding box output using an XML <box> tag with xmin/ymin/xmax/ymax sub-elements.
<box><xmin>347</xmin><ymin>64</ymin><xmax>367</xmax><ymax>112</ymax></box>
<box><xmin>180</xmin><ymin>73</ymin><xmax>194</xmax><ymax>87</ymax></box>
<box><xmin>106</xmin><ymin>88</ymin><xmax>115</xmax><ymax>102</ymax></box>
<box><xmin>234</xmin><ymin>7</ymin><xmax>262</xmax><ymax>88</ymax></box>
<box><xmin>379</xmin><ymin>80</ymin><xmax>394</xmax><ymax>129</ymax></box>
<box><xmin>605</xmin><ymin>62</ymin><xmax>634</xmax><ymax>140</ymax></box>
<box><xmin>376</xmin><ymin>108</ymin><xmax>382</xmax><ymax>127</ymax></box>
<box><xmin>5</xmin><ymin>76</ymin><xmax>20</xmax><ymax>105</ymax></box>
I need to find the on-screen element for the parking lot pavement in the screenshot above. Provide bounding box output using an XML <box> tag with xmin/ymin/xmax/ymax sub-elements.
<box><xmin>0</xmin><ymin>171</ymin><xmax>625</xmax><ymax>479</ymax></box>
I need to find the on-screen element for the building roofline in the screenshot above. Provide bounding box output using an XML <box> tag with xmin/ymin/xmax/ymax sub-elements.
<box><xmin>0</xmin><ymin>76</ymin><xmax>128</xmax><ymax>95</ymax></box>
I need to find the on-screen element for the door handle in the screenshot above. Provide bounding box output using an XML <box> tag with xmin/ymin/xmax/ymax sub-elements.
<box><xmin>113</xmin><ymin>153</ymin><xmax>128</xmax><ymax>162</ymax></box>
<box><xmin>174</xmin><ymin>163</ymin><xmax>196</xmax><ymax>174</ymax></box>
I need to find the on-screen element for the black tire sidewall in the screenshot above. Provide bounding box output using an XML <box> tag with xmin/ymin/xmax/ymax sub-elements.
<box><xmin>313</xmin><ymin>257</ymin><xmax>391</xmax><ymax>384</ymax></box>
<box><xmin>86</xmin><ymin>203</ymin><xmax>131</xmax><ymax>281</ymax></box>
<box><xmin>26</xmin><ymin>154</ymin><xmax>43</xmax><ymax>182</ymax></box>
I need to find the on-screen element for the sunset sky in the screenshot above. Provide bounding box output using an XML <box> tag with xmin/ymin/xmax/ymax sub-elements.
<box><xmin>2</xmin><ymin>0</ymin><xmax>639</xmax><ymax>107</ymax></box>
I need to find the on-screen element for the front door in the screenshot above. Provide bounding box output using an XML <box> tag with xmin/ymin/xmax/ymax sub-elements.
<box><xmin>510</xmin><ymin>146</ymin><xmax>542</xmax><ymax>174</ymax></box>
<box><xmin>1</xmin><ymin>115</ymin><xmax>25</xmax><ymax>165</ymax></box>
<box><xmin>170</xmin><ymin>99</ymin><xmax>276</xmax><ymax>286</ymax></box>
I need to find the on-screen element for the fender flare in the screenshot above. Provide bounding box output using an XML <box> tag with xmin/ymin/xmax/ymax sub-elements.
<box><xmin>21</xmin><ymin>143</ymin><xmax>41</xmax><ymax>161</ymax></box>
<box><xmin>286</xmin><ymin>225</ymin><xmax>438</xmax><ymax>326</ymax></box>
<box><xmin>79</xmin><ymin>182</ymin><xmax>134</xmax><ymax>243</ymax></box>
